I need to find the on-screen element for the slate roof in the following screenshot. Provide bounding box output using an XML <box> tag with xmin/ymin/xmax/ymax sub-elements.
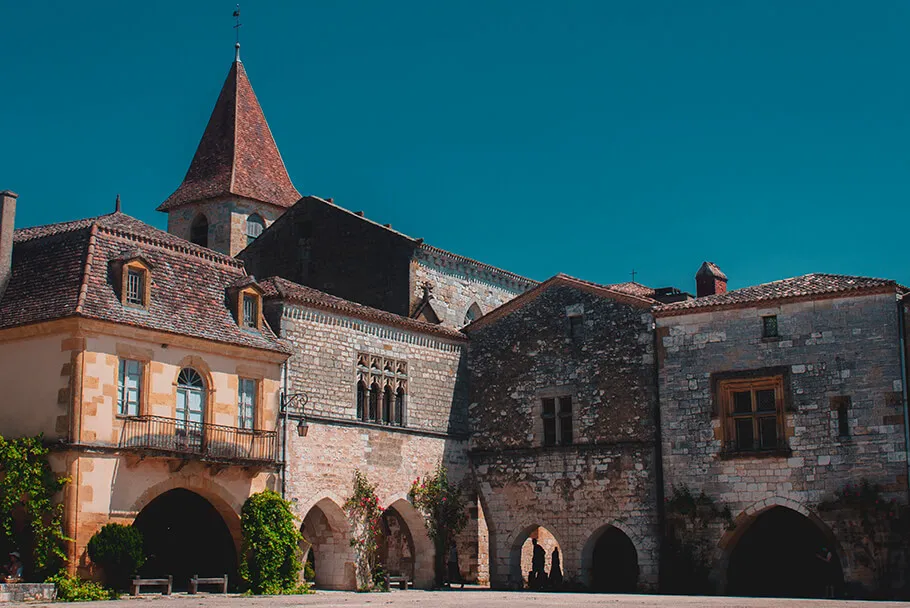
<box><xmin>260</xmin><ymin>276</ymin><xmax>467</xmax><ymax>341</ymax></box>
<box><xmin>158</xmin><ymin>59</ymin><xmax>300</xmax><ymax>211</ymax></box>
<box><xmin>655</xmin><ymin>273</ymin><xmax>905</xmax><ymax>316</ymax></box>
<box><xmin>0</xmin><ymin>212</ymin><xmax>288</xmax><ymax>354</ymax></box>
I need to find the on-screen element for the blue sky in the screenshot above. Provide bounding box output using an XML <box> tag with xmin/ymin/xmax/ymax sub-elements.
<box><xmin>3</xmin><ymin>1</ymin><xmax>908</xmax><ymax>291</ymax></box>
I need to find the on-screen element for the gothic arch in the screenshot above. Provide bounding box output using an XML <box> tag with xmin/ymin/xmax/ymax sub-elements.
<box><xmin>463</xmin><ymin>302</ymin><xmax>483</xmax><ymax>326</ymax></box>
<box><xmin>508</xmin><ymin>524</ymin><xmax>564</xmax><ymax>589</ymax></box>
<box><xmin>300</xmin><ymin>496</ymin><xmax>353</xmax><ymax>590</ymax></box>
<box><xmin>580</xmin><ymin>522</ymin><xmax>641</xmax><ymax>592</ymax></box>
<box><xmin>384</xmin><ymin>497</ymin><xmax>435</xmax><ymax>588</ymax></box>
<box><xmin>190</xmin><ymin>213</ymin><xmax>209</xmax><ymax>248</ymax></box>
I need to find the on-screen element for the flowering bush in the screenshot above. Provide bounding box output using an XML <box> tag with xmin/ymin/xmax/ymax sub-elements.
<box><xmin>239</xmin><ymin>490</ymin><xmax>307</xmax><ymax>595</ymax></box>
<box><xmin>409</xmin><ymin>464</ymin><xmax>467</xmax><ymax>586</ymax></box>
<box><xmin>344</xmin><ymin>470</ymin><xmax>384</xmax><ymax>591</ymax></box>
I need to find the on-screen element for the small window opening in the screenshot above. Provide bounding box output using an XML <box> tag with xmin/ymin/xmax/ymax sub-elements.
<box><xmin>190</xmin><ymin>214</ymin><xmax>209</xmax><ymax>247</ymax></box>
<box><xmin>395</xmin><ymin>387</ymin><xmax>405</xmax><ymax>426</ymax></box>
<box><xmin>246</xmin><ymin>214</ymin><xmax>265</xmax><ymax>246</ymax></box>
<box><xmin>832</xmin><ymin>396</ymin><xmax>851</xmax><ymax>438</ymax></box>
<box><xmin>569</xmin><ymin>314</ymin><xmax>584</xmax><ymax>339</ymax></box>
<box><xmin>238</xmin><ymin>378</ymin><xmax>256</xmax><ymax>430</ymax></box>
<box><xmin>242</xmin><ymin>293</ymin><xmax>258</xmax><ymax>328</ymax></box>
<box><xmin>383</xmin><ymin>386</ymin><xmax>393</xmax><ymax>424</ymax></box>
<box><xmin>463</xmin><ymin>303</ymin><xmax>482</xmax><ymax>326</ymax></box>
<box><xmin>542</xmin><ymin>395</ymin><xmax>574</xmax><ymax>446</ymax></box>
<box><xmin>762</xmin><ymin>315</ymin><xmax>779</xmax><ymax>338</ymax></box>
<box><xmin>357</xmin><ymin>381</ymin><xmax>367</xmax><ymax>421</ymax></box>
<box><xmin>369</xmin><ymin>382</ymin><xmax>380</xmax><ymax>422</ymax></box>
<box><xmin>126</xmin><ymin>268</ymin><xmax>145</xmax><ymax>306</ymax></box>
<box><xmin>117</xmin><ymin>359</ymin><xmax>142</xmax><ymax>416</ymax></box>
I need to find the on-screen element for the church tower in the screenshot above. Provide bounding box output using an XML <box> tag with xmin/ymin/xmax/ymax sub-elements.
<box><xmin>159</xmin><ymin>44</ymin><xmax>300</xmax><ymax>256</ymax></box>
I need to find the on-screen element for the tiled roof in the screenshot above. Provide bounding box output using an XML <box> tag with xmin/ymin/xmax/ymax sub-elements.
<box><xmin>464</xmin><ymin>273</ymin><xmax>656</xmax><ymax>332</ymax></box>
<box><xmin>158</xmin><ymin>59</ymin><xmax>300</xmax><ymax>211</ymax></box>
<box><xmin>1</xmin><ymin>212</ymin><xmax>288</xmax><ymax>354</ymax></box>
<box><xmin>260</xmin><ymin>276</ymin><xmax>467</xmax><ymax>341</ymax></box>
<box><xmin>606</xmin><ymin>281</ymin><xmax>657</xmax><ymax>298</ymax></box>
<box><xmin>656</xmin><ymin>273</ymin><xmax>904</xmax><ymax>316</ymax></box>
<box><xmin>696</xmin><ymin>261</ymin><xmax>727</xmax><ymax>281</ymax></box>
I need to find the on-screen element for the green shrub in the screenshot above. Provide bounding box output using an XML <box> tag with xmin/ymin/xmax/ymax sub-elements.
<box><xmin>86</xmin><ymin>524</ymin><xmax>145</xmax><ymax>591</ymax></box>
<box><xmin>47</xmin><ymin>572</ymin><xmax>115</xmax><ymax>602</ymax></box>
<box><xmin>239</xmin><ymin>490</ymin><xmax>308</xmax><ymax>594</ymax></box>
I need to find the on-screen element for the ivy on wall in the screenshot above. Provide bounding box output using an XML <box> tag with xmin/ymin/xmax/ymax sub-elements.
<box><xmin>0</xmin><ymin>434</ymin><xmax>70</xmax><ymax>580</ymax></box>
<box><xmin>239</xmin><ymin>490</ymin><xmax>307</xmax><ymax>595</ymax></box>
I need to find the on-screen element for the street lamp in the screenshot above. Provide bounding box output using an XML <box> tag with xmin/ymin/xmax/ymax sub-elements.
<box><xmin>296</xmin><ymin>418</ymin><xmax>309</xmax><ymax>437</ymax></box>
<box><xmin>281</xmin><ymin>391</ymin><xmax>310</xmax><ymax>437</ymax></box>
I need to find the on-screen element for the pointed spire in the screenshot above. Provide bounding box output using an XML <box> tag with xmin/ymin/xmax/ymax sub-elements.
<box><xmin>115</xmin><ymin>194</ymin><xmax>121</xmax><ymax>213</ymax></box>
<box><xmin>158</xmin><ymin>59</ymin><xmax>300</xmax><ymax>212</ymax></box>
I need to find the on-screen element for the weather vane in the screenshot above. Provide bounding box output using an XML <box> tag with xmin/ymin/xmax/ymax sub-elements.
<box><xmin>233</xmin><ymin>5</ymin><xmax>242</xmax><ymax>49</ymax></box>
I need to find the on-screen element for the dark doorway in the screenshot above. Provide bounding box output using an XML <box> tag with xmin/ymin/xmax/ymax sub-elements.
<box><xmin>378</xmin><ymin>507</ymin><xmax>415</xmax><ymax>582</ymax></box>
<box><xmin>133</xmin><ymin>488</ymin><xmax>237</xmax><ymax>590</ymax></box>
<box><xmin>727</xmin><ymin>507</ymin><xmax>842</xmax><ymax>598</ymax></box>
<box><xmin>591</xmin><ymin>526</ymin><xmax>639</xmax><ymax>592</ymax></box>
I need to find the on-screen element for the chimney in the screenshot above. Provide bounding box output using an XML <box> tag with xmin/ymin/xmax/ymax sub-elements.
<box><xmin>695</xmin><ymin>261</ymin><xmax>727</xmax><ymax>297</ymax></box>
<box><xmin>0</xmin><ymin>190</ymin><xmax>18</xmax><ymax>300</ymax></box>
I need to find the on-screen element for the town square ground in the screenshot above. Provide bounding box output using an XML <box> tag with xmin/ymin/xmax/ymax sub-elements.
<box><xmin>31</xmin><ymin>592</ymin><xmax>910</xmax><ymax>608</ymax></box>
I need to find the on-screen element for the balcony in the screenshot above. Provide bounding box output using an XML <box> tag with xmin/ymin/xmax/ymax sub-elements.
<box><xmin>119</xmin><ymin>415</ymin><xmax>277</xmax><ymax>465</ymax></box>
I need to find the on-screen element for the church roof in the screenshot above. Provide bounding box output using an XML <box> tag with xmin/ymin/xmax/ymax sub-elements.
<box><xmin>158</xmin><ymin>58</ymin><xmax>300</xmax><ymax>212</ymax></box>
<box><xmin>0</xmin><ymin>211</ymin><xmax>288</xmax><ymax>354</ymax></box>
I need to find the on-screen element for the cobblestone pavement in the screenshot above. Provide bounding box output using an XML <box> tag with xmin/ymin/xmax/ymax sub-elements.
<box><xmin>34</xmin><ymin>591</ymin><xmax>910</xmax><ymax>608</ymax></box>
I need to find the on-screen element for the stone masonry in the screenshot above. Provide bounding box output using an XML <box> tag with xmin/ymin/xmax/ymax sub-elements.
<box><xmin>656</xmin><ymin>291</ymin><xmax>910</xmax><ymax>593</ymax></box>
<box><xmin>466</xmin><ymin>280</ymin><xmax>660</xmax><ymax>590</ymax></box>
<box><xmin>166</xmin><ymin>196</ymin><xmax>283</xmax><ymax>256</ymax></box>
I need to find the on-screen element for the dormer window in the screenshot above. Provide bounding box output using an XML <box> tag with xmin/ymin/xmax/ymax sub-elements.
<box><xmin>126</xmin><ymin>268</ymin><xmax>145</xmax><ymax>305</ymax></box>
<box><xmin>242</xmin><ymin>293</ymin><xmax>258</xmax><ymax>328</ymax></box>
<box><xmin>113</xmin><ymin>253</ymin><xmax>152</xmax><ymax>309</ymax></box>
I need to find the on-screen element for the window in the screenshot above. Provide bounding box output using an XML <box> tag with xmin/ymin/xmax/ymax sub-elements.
<box><xmin>832</xmin><ymin>396</ymin><xmax>851</xmax><ymax>438</ymax></box>
<box><xmin>356</xmin><ymin>353</ymin><xmax>407</xmax><ymax>426</ymax></box>
<box><xmin>190</xmin><ymin>214</ymin><xmax>209</xmax><ymax>247</ymax></box>
<box><xmin>542</xmin><ymin>395</ymin><xmax>573</xmax><ymax>446</ymax></box>
<box><xmin>242</xmin><ymin>294</ymin><xmax>258</xmax><ymax>328</ymax></box>
<box><xmin>117</xmin><ymin>359</ymin><xmax>142</xmax><ymax>416</ymax></box>
<box><xmin>176</xmin><ymin>368</ymin><xmax>205</xmax><ymax>441</ymax></box>
<box><xmin>569</xmin><ymin>314</ymin><xmax>584</xmax><ymax>339</ymax></box>
<box><xmin>719</xmin><ymin>375</ymin><xmax>785</xmax><ymax>453</ymax></box>
<box><xmin>126</xmin><ymin>268</ymin><xmax>145</xmax><ymax>306</ymax></box>
<box><xmin>463</xmin><ymin>303</ymin><xmax>482</xmax><ymax>326</ymax></box>
<box><xmin>238</xmin><ymin>378</ymin><xmax>256</xmax><ymax>430</ymax></box>
<box><xmin>762</xmin><ymin>315</ymin><xmax>779</xmax><ymax>338</ymax></box>
<box><xmin>246</xmin><ymin>214</ymin><xmax>265</xmax><ymax>246</ymax></box>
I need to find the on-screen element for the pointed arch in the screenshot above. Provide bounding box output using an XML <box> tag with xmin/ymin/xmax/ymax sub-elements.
<box><xmin>463</xmin><ymin>302</ymin><xmax>483</xmax><ymax>326</ymax></box>
<box><xmin>246</xmin><ymin>213</ymin><xmax>265</xmax><ymax>245</ymax></box>
<box><xmin>190</xmin><ymin>213</ymin><xmax>209</xmax><ymax>247</ymax></box>
<box><xmin>300</xmin><ymin>496</ymin><xmax>354</xmax><ymax>590</ymax></box>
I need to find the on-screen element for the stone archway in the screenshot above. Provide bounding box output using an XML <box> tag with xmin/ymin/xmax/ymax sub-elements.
<box><xmin>384</xmin><ymin>498</ymin><xmax>435</xmax><ymax>588</ymax></box>
<box><xmin>300</xmin><ymin>497</ymin><xmax>354</xmax><ymax>590</ymax></box>
<box><xmin>133</xmin><ymin>488</ymin><xmax>237</xmax><ymax>589</ymax></box>
<box><xmin>379</xmin><ymin>507</ymin><xmax>415</xmax><ymax>583</ymax></box>
<box><xmin>509</xmin><ymin>525</ymin><xmax>562</xmax><ymax>590</ymax></box>
<box><xmin>723</xmin><ymin>505</ymin><xmax>844</xmax><ymax>598</ymax></box>
<box><xmin>581</xmin><ymin>524</ymin><xmax>639</xmax><ymax>592</ymax></box>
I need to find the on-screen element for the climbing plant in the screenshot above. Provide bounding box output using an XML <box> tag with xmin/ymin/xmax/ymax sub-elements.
<box><xmin>661</xmin><ymin>485</ymin><xmax>734</xmax><ymax>594</ymax></box>
<box><xmin>818</xmin><ymin>479</ymin><xmax>910</xmax><ymax>597</ymax></box>
<box><xmin>239</xmin><ymin>490</ymin><xmax>307</xmax><ymax>595</ymax></box>
<box><xmin>344</xmin><ymin>470</ymin><xmax>384</xmax><ymax>591</ymax></box>
<box><xmin>0</xmin><ymin>434</ymin><xmax>70</xmax><ymax>580</ymax></box>
<box><xmin>409</xmin><ymin>463</ymin><xmax>468</xmax><ymax>587</ymax></box>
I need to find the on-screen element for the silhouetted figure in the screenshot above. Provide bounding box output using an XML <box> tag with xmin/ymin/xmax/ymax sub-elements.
<box><xmin>446</xmin><ymin>543</ymin><xmax>463</xmax><ymax>589</ymax></box>
<box><xmin>548</xmin><ymin>548</ymin><xmax>563</xmax><ymax>590</ymax></box>
<box><xmin>815</xmin><ymin>546</ymin><xmax>835</xmax><ymax>598</ymax></box>
<box><xmin>530</xmin><ymin>538</ymin><xmax>547</xmax><ymax>590</ymax></box>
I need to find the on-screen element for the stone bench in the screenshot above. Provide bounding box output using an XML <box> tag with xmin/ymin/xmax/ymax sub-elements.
<box><xmin>188</xmin><ymin>574</ymin><xmax>228</xmax><ymax>594</ymax></box>
<box><xmin>0</xmin><ymin>583</ymin><xmax>56</xmax><ymax>602</ymax></box>
<box><xmin>387</xmin><ymin>575</ymin><xmax>410</xmax><ymax>590</ymax></box>
<box><xmin>130</xmin><ymin>575</ymin><xmax>172</xmax><ymax>596</ymax></box>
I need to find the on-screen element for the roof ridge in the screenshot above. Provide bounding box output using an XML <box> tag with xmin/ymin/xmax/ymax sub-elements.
<box><xmin>14</xmin><ymin>212</ymin><xmax>116</xmax><ymax>242</ymax></box>
<box><xmin>95</xmin><ymin>219</ymin><xmax>245</xmax><ymax>269</ymax></box>
<box><xmin>74</xmin><ymin>223</ymin><xmax>99</xmax><ymax>314</ymax></box>
<box><xmin>419</xmin><ymin>243</ymin><xmax>538</xmax><ymax>286</ymax></box>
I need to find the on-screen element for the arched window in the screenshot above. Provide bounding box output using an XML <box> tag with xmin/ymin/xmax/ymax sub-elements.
<box><xmin>356</xmin><ymin>381</ymin><xmax>367</xmax><ymax>421</ymax></box>
<box><xmin>383</xmin><ymin>386</ymin><xmax>393</xmax><ymax>424</ymax></box>
<box><xmin>369</xmin><ymin>382</ymin><xmax>380</xmax><ymax>422</ymax></box>
<box><xmin>176</xmin><ymin>368</ymin><xmax>205</xmax><ymax>448</ymax></box>
<box><xmin>246</xmin><ymin>213</ymin><xmax>265</xmax><ymax>246</ymax></box>
<box><xmin>395</xmin><ymin>387</ymin><xmax>405</xmax><ymax>426</ymax></box>
<box><xmin>463</xmin><ymin>303</ymin><xmax>483</xmax><ymax>326</ymax></box>
<box><xmin>190</xmin><ymin>214</ymin><xmax>209</xmax><ymax>248</ymax></box>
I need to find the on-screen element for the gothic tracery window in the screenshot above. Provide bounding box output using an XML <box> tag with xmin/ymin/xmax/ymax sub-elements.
<box><xmin>356</xmin><ymin>353</ymin><xmax>408</xmax><ymax>426</ymax></box>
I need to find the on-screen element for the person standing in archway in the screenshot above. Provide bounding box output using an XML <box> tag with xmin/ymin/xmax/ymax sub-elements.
<box><xmin>531</xmin><ymin>538</ymin><xmax>547</xmax><ymax>590</ymax></box>
<box><xmin>815</xmin><ymin>546</ymin><xmax>835</xmax><ymax>598</ymax></box>
<box><xmin>548</xmin><ymin>548</ymin><xmax>563</xmax><ymax>590</ymax></box>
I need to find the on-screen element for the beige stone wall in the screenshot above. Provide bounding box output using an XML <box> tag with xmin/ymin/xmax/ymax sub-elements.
<box><xmin>166</xmin><ymin>197</ymin><xmax>283</xmax><ymax>256</ymax></box>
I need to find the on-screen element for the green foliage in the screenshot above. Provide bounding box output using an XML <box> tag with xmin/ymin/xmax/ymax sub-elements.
<box><xmin>239</xmin><ymin>490</ymin><xmax>307</xmax><ymax>595</ymax></box>
<box><xmin>86</xmin><ymin>524</ymin><xmax>145</xmax><ymax>590</ymax></box>
<box><xmin>303</xmin><ymin>558</ymin><xmax>315</xmax><ymax>582</ymax></box>
<box><xmin>46</xmin><ymin>572</ymin><xmax>116</xmax><ymax>602</ymax></box>
<box><xmin>344</xmin><ymin>470</ymin><xmax>384</xmax><ymax>591</ymax></box>
<box><xmin>0</xmin><ymin>434</ymin><xmax>70</xmax><ymax>579</ymax></box>
<box><xmin>818</xmin><ymin>479</ymin><xmax>910</xmax><ymax>596</ymax></box>
<box><xmin>409</xmin><ymin>463</ymin><xmax>468</xmax><ymax>586</ymax></box>
<box><xmin>661</xmin><ymin>485</ymin><xmax>734</xmax><ymax>594</ymax></box>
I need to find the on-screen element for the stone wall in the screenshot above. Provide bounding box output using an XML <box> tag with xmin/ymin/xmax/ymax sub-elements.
<box><xmin>273</xmin><ymin>300</ymin><xmax>478</xmax><ymax>588</ymax></box>
<box><xmin>657</xmin><ymin>292</ymin><xmax>910</xmax><ymax>592</ymax></box>
<box><xmin>412</xmin><ymin>246</ymin><xmax>534</xmax><ymax>328</ymax></box>
<box><xmin>466</xmin><ymin>283</ymin><xmax>660</xmax><ymax>590</ymax></box>
<box><xmin>166</xmin><ymin>196</ymin><xmax>282</xmax><ymax>257</ymax></box>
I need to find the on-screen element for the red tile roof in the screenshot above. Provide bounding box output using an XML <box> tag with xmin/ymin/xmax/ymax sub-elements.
<box><xmin>260</xmin><ymin>276</ymin><xmax>467</xmax><ymax>341</ymax></box>
<box><xmin>696</xmin><ymin>261</ymin><xmax>727</xmax><ymax>281</ymax></box>
<box><xmin>158</xmin><ymin>59</ymin><xmax>300</xmax><ymax>212</ymax></box>
<box><xmin>1</xmin><ymin>212</ymin><xmax>288</xmax><ymax>354</ymax></box>
<box><xmin>606</xmin><ymin>281</ymin><xmax>657</xmax><ymax>298</ymax></box>
<box><xmin>655</xmin><ymin>273</ymin><xmax>905</xmax><ymax>316</ymax></box>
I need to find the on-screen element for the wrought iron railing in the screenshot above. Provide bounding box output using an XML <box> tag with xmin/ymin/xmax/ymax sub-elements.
<box><xmin>119</xmin><ymin>415</ymin><xmax>277</xmax><ymax>464</ymax></box>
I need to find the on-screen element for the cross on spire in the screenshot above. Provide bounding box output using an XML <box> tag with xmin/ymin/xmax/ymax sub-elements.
<box><xmin>630</xmin><ymin>269</ymin><xmax>638</xmax><ymax>283</ymax></box>
<box><xmin>233</xmin><ymin>5</ymin><xmax>242</xmax><ymax>62</ymax></box>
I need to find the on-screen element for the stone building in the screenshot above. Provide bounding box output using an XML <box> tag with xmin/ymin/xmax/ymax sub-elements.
<box><xmin>0</xmin><ymin>190</ymin><xmax>288</xmax><ymax>585</ymax></box>
<box><xmin>465</xmin><ymin>274</ymin><xmax>660</xmax><ymax>590</ymax></box>
<box><xmin>656</xmin><ymin>269</ymin><xmax>910</xmax><ymax>597</ymax></box>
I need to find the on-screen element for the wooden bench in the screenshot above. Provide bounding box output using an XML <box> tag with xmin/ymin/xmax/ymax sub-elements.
<box><xmin>130</xmin><ymin>576</ymin><xmax>172</xmax><ymax>596</ymax></box>
<box><xmin>188</xmin><ymin>574</ymin><xmax>228</xmax><ymax>594</ymax></box>
<box><xmin>387</xmin><ymin>575</ymin><xmax>410</xmax><ymax>590</ymax></box>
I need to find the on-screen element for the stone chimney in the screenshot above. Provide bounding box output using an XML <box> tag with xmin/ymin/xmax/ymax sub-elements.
<box><xmin>695</xmin><ymin>261</ymin><xmax>727</xmax><ymax>297</ymax></box>
<box><xmin>0</xmin><ymin>191</ymin><xmax>18</xmax><ymax>301</ymax></box>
